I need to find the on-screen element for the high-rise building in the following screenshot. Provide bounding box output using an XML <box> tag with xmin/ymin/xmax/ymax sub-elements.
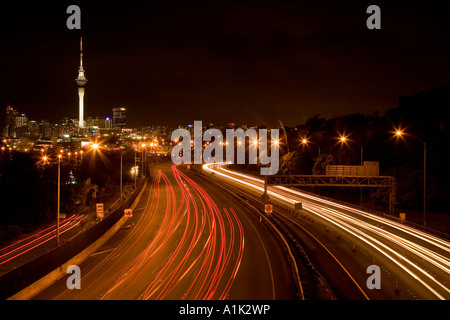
<box><xmin>28</xmin><ymin>120</ymin><xmax>39</xmax><ymax>138</ymax></box>
<box><xmin>105</xmin><ymin>117</ymin><xmax>112</xmax><ymax>129</ymax></box>
<box><xmin>60</xmin><ymin>117</ymin><xmax>77</xmax><ymax>136</ymax></box>
<box><xmin>112</xmin><ymin>107</ymin><xmax>127</xmax><ymax>129</ymax></box>
<box><xmin>4</xmin><ymin>105</ymin><xmax>19</xmax><ymax>137</ymax></box>
<box><xmin>15</xmin><ymin>113</ymin><xmax>28</xmax><ymax>128</ymax></box>
<box><xmin>86</xmin><ymin>116</ymin><xmax>106</xmax><ymax>128</ymax></box>
<box><xmin>75</xmin><ymin>37</ymin><xmax>87</xmax><ymax>129</ymax></box>
<box><xmin>39</xmin><ymin>119</ymin><xmax>51</xmax><ymax>138</ymax></box>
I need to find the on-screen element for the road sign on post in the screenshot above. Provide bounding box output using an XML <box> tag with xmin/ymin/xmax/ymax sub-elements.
<box><xmin>96</xmin><ymin>203</ymin><xmax>104</xmax><ymax>219</ymax></box>
<box><xmin>264</xmin><ymin>204</ymin><xmax>273</xmax><ymax>214</ymax></box>
<box><xmin>124</xmin><ymin>208</ymin><xmax>133</xmax><ymax>218</ymax></box>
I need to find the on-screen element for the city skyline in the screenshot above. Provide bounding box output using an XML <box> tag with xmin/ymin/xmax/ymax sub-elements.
<box><xmin>1</xmin><ymin>1</ymin><xmax>450</xmax><ymax>305</ymax></box>
<box><xmin>2</xmin><ymin>2</ymin><xmax>450</xmax><ymax>128</ymax></box>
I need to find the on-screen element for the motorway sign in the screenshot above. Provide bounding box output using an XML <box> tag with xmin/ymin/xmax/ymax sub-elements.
<box><xmin>294</xmin><ymin>202</ymin><xmax>302</xmax><ymax>210</ymax></box>
<box><xmin>96</xmin><ymin>203</ymin><xmax>104</xmax><ymax>219</ymax></box>
<box><xmin>264</xmin><ymin>204</ymin><xmax>273</xmax><ymax>214</ymax></box>
<box><xmin>124</xmin><ymin>208</ymin><xmax>133</xmax><ymax>218</ymax></box>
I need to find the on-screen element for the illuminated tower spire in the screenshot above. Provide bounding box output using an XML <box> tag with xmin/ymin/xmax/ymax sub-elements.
<box><xmin>75</xmin><ymin>37</ymin><xmax>87</xmax><ymax>129</ymax></box>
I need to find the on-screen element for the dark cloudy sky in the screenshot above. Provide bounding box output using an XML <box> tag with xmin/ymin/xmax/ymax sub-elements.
<box><xmin>1</xmin><ymin>1</ymin><xmax>450</xmax><ymax>128</ymax></box>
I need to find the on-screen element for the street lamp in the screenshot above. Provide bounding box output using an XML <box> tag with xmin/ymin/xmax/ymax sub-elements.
<box><xmin>57</xmin><ymin>154</ymin><xmax>62</xmax><ymax>246</ymax></box>
<box><xmin>300</xmin><ymin>136</ymin><xmax>321</xmax><ymax>157</ymax></box>
<box><xmin>394</xmin><ymin>128</ymin><xmax>427</xmax><ymax>227</ymax></box>
<box><xmin>141</xmin><ymin>143</ymin><xmax>146</xmax><ymax>176</ymax></box>
<box><xmin>134</xmin><ymin>148</ymin><xmax>137</xmax><ymax>189</ymax></box>
<box><xmin>338</xmin><ymin>133</ymin><xmax>364</xmax><ymax>207</ymax></box>
<box><xmin>120</xmin><ymin>149</ymin><xmax>123</xmax><ymax>206</ymax></box>
<box><xmin>338</xmin><ymin>134</ymin><xmax>363</xmax><ymax>166</ymax></box>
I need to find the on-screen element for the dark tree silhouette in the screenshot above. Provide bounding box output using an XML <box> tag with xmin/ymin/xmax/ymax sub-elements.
<box><xmin>0</xmin><ymin>152</ymin><xmax>49</xmax><ymax>228</ymax></box>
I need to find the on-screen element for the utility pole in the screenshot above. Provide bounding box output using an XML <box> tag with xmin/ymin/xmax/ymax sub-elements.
<box><xmin>134</xmin><ymin>149</ymin><xmax>137</xmax><ymax>190</ymax></box>
<box><xmin>57</xmin><ymin>155</ymin><xmax>61</xmax><ymax>246</ymax></box>
<box><xmin>423</xmin><ymin>142</ymin><xmax>427</xmax><ymax>227</ymax></box>
<box><xmin>120</xmin><ymin>150</ymin><xmax>123</xmax><ymax>206</ymax></box>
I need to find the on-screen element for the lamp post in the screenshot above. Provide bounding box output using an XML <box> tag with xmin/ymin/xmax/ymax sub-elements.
<box><xmin>120</xmin><ymin>149</ymin><xmax>123</xmax><ymax>206</ymax></box>
<box><xmin>337</xmin><ymin>135</ymin><xmax>363</xmax><ymax>166</ymax></box>
<box><xmin>338</xmin><ymin>134</ymin><xmax>364</xmax><ymax>206</ymax></box>
<box><xmin>141</xmin><ymin>143</ymin><xmax>146</xmax><ymax>176</ymax></box>
<box><xmin>300</xmin><ymin>137</ymin><xmax>321</xmax><ymax>158</ymax></box>
<box><xmin>395</xmin><ymin>130</ymin><xmax>427</xmax><ymax>227</ymax></box>
<box><xmin>338</xmin><ymin>134</ymin><xmax>363</xmax><ymax>167</ymax></box>
<box><xmin>57</xmin><ymin>154</ymin><xmax>62</xmax><ymax>246</ymax></box>
<box><xmin>134</xmin><ymin>148</ymin><xmax>137</xmax><ymax>190</ymax></box>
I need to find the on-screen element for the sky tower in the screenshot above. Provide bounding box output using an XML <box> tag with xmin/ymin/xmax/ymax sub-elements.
<box><xmin>75</xmin><ymin>37</ymin><xmax>87</xmax><ymax>128</ymax></box>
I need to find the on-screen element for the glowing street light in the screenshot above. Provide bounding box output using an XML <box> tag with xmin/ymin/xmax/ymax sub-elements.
<box><xmin>394</xmin><ymin>127</ymin><xmax>427</xmax><ymax>227</ymax></box>
<box><xmin>56</xmin><ymin>154</ymin><xmax>62</xmax><ymax>246</ymax></box>
<box><xmin>141</xmin><ymin>143</ymin><xmax>147</xmax><ymax>176</ymax></box>
<box><xmin>301</xmin><ymin>136</ymin><xmax>321</xmax><ymax>157</ymax></box>
<box><xmin>337</xmin><ymin>133</ymin><xmax>362</xmax><ymax>165</ymax></box>
<box><xmin>338</xmin><ymin>133</ymin><xmax>363</xmax><ymax>206</ymax></box>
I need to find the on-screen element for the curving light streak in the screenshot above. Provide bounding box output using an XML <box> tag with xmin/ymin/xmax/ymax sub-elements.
<box><xmin>203</xmin><ymin>163</ymin><xmax>450</xmax><ymax>299</ymax></box>
<box><xmin>303</xmin><ymin>206</ymin><xmax>447</xmax><ymax>299</ymax></box>
<box><xmin>276</xmin><ymin>185</ymin><xmax>450</xmax><ymax>253</ymax></box>
<box><xmin>0</xmin><ymin>214</ymin><xmax>86</xmax><ymax>266</ymax></box>
<box><xmin>96</xmin><ymin>165</ymin><xmax>244</xmax><ymax>300</ymax></box>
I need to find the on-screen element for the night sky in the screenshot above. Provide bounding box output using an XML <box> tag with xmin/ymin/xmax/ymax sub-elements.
<box><xmin>1</xmin><ymin>1</ymin><xmax>450</xmax><ymax>128</ymax></box>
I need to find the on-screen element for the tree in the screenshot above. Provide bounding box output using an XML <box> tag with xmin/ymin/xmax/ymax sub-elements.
<box><xmin>312</xmin><ymin>154</ymin><xmax>335</xmax><ymax>175</ymax></box>
<box><xmin>279</xmin><ymin>151</ymin><xmax>313</xmax><ymax>175</ymax></box>
<box><xmin>0</xmin><ymin>152</ymin><xmax>49</xmax><ymax>228</ymax></box>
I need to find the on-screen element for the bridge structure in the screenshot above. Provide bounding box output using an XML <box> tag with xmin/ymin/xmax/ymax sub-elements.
<box><xmin>265</xmin><ymin>175</ymin><xmax>396</xmax><ymax>214</ymax></box>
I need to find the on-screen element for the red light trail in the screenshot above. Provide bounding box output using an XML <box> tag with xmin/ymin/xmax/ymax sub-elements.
<box><xmin>0</xmin><ymin>214</ymin><xmax>87</xmax><ymax>266</ymax></box>
<box><xmin>51</xmin><ymin>164</ymin><xmax>244</xmax><ymax>300</ymax></box>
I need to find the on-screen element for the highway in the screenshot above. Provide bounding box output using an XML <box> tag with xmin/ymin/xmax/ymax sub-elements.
<box><xmin>33</xmin><ymin>163</ymin><xmax>299</xmax><ymax>300</ymax></box>
<box><xmin>202</xmin><ymin>163</ymin><xmax>450</xmax><ymax>300</ymax></box>
<box><xmin>0</xmin><ymin>182</ymin><xmax>131</xmax><ymax>277</ymax></box>
<box><xmin>0</xmin><ymin>214</ymin><xmax>87</xmax><ymax>275</ymax></box>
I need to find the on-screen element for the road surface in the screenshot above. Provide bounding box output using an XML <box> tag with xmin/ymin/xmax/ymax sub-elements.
<box><xmin>202</xmin><ymin>163</ymin><xmax>450</xmax><ymax>300</ymax></box>
<box><xmin>33</xmin><ymin>163</ymin><xmax>298</xmax><ymax>300</ymax></box>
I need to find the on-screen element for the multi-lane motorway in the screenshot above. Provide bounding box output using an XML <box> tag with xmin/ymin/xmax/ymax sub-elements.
<box><xmin>0</xmin><ymin>214</ymin><xmax>87</xmax><ymax>275</ymax></box>
<box><xmin>202</xmin><ymin>163</ymin><xmax>450</xmax><ymax>300</ymax></box>
<box><xmin>25</xmin><ymin>161</ymin><xmax>450</xmax><ymax>300</ymax></box>
<box><xmin>33</xmin><ymin>163</ymin><xmax>298</xmax><ymax>300</ymax></box>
